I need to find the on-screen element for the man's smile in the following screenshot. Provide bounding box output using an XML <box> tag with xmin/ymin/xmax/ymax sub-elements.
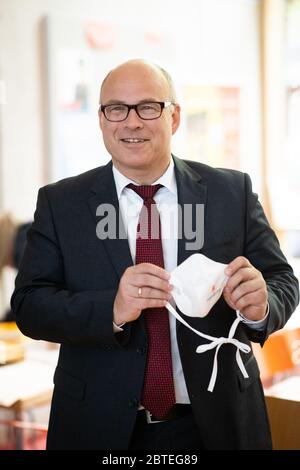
<box><xmin>120</xmin><ymin>138</ymin><xmax>150</xmax><ymax>143</ymax></box>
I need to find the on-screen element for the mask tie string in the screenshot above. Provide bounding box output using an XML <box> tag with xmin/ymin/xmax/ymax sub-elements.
<box><xmin>165</xmin><ymin>302</ymin><xmax>250</xmax><ymax>392</ymax></box>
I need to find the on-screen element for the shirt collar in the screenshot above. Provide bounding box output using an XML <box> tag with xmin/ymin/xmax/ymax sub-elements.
<box><xmin>112</xmin><ymin>157</ymin><xmax>176</xmax><ymax>200</ymax></box>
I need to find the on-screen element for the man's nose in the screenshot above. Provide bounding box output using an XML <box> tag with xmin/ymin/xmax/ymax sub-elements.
<box><xmin>124</xmin><ymin>108</ymin><xmax>144</xmax><ymax>128</ymax></box>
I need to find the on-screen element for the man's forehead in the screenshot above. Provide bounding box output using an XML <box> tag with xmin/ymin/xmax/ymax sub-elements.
<box><xmin>100</xmin><ymin>64</ymin><xmax>169</xmax><ymax>100</ymax></box>
<box><xmin>105</xmin><ymin>71</ymin><xmax>165</xmax><ymax>88</ymax></box>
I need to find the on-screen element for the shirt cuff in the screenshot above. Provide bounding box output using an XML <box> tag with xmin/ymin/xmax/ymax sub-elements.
<box><xmin>237</xmin><ymin>302</ymin><xmax>270</xmax><ymax>331</ymax></box>
<box><xmin>113</xmin><ymin>321</ymin><xmax>125</xmax><ymax>333</ymax></box>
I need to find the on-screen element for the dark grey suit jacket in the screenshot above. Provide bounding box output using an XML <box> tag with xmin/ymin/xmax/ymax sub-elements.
<box><xmin>11</xmin><ymin>156</ymin><xmax>299</xmax><ymax>449</ymax></box>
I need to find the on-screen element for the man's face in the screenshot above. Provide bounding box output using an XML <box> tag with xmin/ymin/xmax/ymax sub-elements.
<box><xmin>99</xmin><ymin>63</ymin><xmax>180</xmax><ymax>180</ymax></box>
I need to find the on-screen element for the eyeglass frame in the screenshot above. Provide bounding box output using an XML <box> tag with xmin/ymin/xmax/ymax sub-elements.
<box><xmin>99</xmin><ymin>101</ymin><xmax>175</xmax><ymax>122</ymax></box>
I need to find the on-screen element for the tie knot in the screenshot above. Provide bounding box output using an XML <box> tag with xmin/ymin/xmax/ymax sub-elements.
<box><xmin>127</xmin><ymin>183</ymin><xmax>163</xmax><ymax>201</ymax></box>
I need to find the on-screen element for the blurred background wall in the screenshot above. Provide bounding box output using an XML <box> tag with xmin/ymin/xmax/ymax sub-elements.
<box><xmin>0</xmin><ymin>0</ymin><xmax>299</xmax><ymax>320</ymax></box>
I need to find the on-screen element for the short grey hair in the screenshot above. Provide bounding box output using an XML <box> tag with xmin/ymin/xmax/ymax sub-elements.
<box><xmin>157</xmin><ymin>65</ymin><xmax>177</xmax><ymax>102</ymax></box>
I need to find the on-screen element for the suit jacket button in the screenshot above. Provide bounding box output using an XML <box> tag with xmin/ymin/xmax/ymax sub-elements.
<box><xmin>128</xmin><ymin>397</ymin><xmax>139</xmax><ymax>408</ymax></box>
<box><xmin>136</xmin><ymin>347</ymin><xmax>146</xmax><ymax>355</ymax></box>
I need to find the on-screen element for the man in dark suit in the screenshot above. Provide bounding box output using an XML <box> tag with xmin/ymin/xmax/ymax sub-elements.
<box><xmin>11</xmin><ymin>59</ymin><xmax>299</xmax><ymax>450</ymax></box>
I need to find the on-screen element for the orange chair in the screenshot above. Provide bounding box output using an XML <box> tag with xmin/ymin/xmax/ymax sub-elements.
<box><xmin>252</xmin><ymin>328</ymin><xmax>300</xmax><ymax>387</ymax></box>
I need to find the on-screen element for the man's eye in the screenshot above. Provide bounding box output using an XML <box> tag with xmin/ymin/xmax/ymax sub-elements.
<box><xmin>139</xmin><ymin>104</ymin><xmax>156</xmax><ymax>111</ymax></box>
<box><xmin>109</xmin><ymin>106</ymin><xmax>126</xmax><ymax>112</ymax></box>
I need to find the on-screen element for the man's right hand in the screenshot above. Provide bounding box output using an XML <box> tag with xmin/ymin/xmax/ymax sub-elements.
<box><xmin>113</xmin><ymin>263</ymin><xmax>173</xmax><ymax>325</ymax></box>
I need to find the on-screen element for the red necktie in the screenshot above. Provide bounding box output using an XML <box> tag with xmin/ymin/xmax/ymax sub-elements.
<box><xmin>127</xmin><ymin>184</ymin><xmax>176</xmax><ymax>419</ymax></box>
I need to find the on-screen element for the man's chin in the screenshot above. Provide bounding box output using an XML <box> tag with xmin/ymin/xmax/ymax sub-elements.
<box><xmin>113</xmin><ymin>155</ymin><xmax>154</xmax><ymax>174</ymax></box>
<box><xmin>116</xmin><ymin>152</ymin><xmax>151</xmax><ymax>167</ymax></box>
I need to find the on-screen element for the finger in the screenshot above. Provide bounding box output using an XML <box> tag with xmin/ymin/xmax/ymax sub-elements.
<box><xmin>223</xmin><ymin>287</ymin><xmax>267</xmax><ymax>315</ymax></box>
<box><xmin>234</xmin><ymin>290</ymin><xmax>267</xmax><ymax>312</ymax></box>
<box><xmin>135</xmin><ymin>298</ymin><xmax>169</xmax><ymax>310</ymax></box>
<box><xmin>129</xmin><ymin>285</ymin><xmax>173</xmax><ymax>301</ymax></box>
<box><xmin>238</xmin><ymin>304</ymin><xmax>268</xmax><ymax>320</ymax></box>
<box><xmin>132</xmin><ymin>263</ymin><xmax>170</xmax><ymax>281</ymax></box>
<box><xmin>229</xmin><ymin>278</ymin><xmax>264</xmax><ymax>304</ymax></box>
<box><xmin>225</xmin><ymin>256</ymin><xmax>251</xmax><ymax>277</ymax></box>
<box><xmin>223</xmin><ymin>291</ymin><xmax>235</xmax><ymax>311</ymax></box>
<box><xmin>131</xmin><ymin>273</ymin><xmax>172</xmax><ymax>293</ymax></box>
<box><xmin>224</xmin><ymin>267</ymin><xmax>256</xmax><ymax>294</ymax></box>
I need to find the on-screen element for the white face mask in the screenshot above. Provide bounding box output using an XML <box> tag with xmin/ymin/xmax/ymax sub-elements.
<box><xmin>169</xmin><ymin>253</ymin><xmax>228</xmax><ymax>318</ymax></box>
<box><xmin>165</xmin><ymin>254</ymin><xmax>251</xmax><ymax>392</ymax></box>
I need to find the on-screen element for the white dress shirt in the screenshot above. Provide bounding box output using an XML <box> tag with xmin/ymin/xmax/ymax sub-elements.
<box><xmin>113</xmin><ymin>159</ymin><xmax>190</xmax><ymax>403</ymax></box>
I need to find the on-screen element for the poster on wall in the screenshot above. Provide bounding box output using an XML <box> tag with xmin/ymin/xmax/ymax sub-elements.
<box><xmin>44</xmin><ymin>15</ymin><xmax>176</xmax><ymax>183</ymax></box>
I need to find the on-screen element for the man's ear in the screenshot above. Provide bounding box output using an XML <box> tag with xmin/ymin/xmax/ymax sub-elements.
<box><xmin>171</xmin><ymin>104</ymin><xmax>181</xmax><ymax>135</ymax></box>
<box><xmin>98</xmin><ymin>108</ymin><xmax>103</xmax><ymax>131</ymax></box>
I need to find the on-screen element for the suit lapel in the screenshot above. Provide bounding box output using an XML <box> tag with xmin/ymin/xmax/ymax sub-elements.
<box><xmin>173</xmin><ymin>156</ymin><xmax>207</xmax><ymax>265</ymax></box>
<box><xmin>87</xmin><ymin>161</ymin><xmax>133</xmax><ymax>279</ymax></box>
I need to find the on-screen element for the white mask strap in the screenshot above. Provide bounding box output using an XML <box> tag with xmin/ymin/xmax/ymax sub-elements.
<box><xmin>166</xmin><ymin>302</ymin><xmax>250</xmax><ymax>392</ymax></box>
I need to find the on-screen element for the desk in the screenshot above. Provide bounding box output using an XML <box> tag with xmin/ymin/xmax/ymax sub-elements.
<box><xmin>0</xmin><ymin>350</ymin><xmax>57</xmax><ymax>449</ymax></box>
<box><xmin>265</xmin><ymin>376</ymin><xmax>300</xmax><ymax>450</ymax></box>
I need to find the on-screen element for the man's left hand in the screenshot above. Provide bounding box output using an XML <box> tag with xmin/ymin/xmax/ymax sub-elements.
<box><xmin>223</xmin><ymin>256</ymin><xmax>268</xmax><ymax>321</ymax></box>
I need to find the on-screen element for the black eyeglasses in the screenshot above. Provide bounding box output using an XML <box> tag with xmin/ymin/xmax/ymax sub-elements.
<box><xmin>99</xmin><ymin>101</ymin><xmax>174</xmax><ymax>122</ymax></box>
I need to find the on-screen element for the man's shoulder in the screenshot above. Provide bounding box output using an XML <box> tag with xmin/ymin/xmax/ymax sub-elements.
<box><xmin>179</xmin><ymin>158</ymin><xmax>243</xmax><ymax>178</ymax></box>
<box><xmin>40</xmin><ymin>162</ymin><xmax>111</xmax><ymax>198</ymax></box>
<box><xmin>176</xmin><ymin>157</ymin><xmax>248</xmax><ymax>185</ymax></box>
